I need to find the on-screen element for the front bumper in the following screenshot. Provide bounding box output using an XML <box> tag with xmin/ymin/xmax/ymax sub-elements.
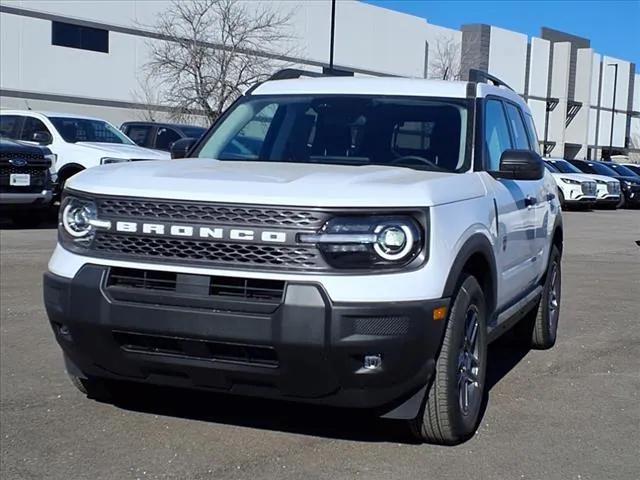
<box><xmin>622</xmin><ymin>186</ymin><xmax>640</xmax><ymax>205</ymax></box>
<box><xmin>44</xmin><ymin>265</ymin><xmax>448</xmax><ymax>414</ymax></box>
<box><xmin>0</xmin><ymin>190</ymin><xmax>52</xmax><ymax>207</ymax></box>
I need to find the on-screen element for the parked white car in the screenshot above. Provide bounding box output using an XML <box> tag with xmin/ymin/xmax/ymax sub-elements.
<box><xmin>542</xmin><ymin>160</ymin><xmax>596</xmax><ymax>208</ymax></box>
<box><xmin>0</xmin><ymin>110</ymin><xmax>169</xmax><ymax>191</ymax></box>
<box><xmin>544</xmin><ymin>158</ymin><xmax>620</xmax><ymax>207</ymax></box>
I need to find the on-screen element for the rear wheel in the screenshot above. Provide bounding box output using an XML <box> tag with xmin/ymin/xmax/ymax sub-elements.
<box><xmin>515</xmin><ymin>245</ymin><xmax>561</xmax><ymax>349</ymax></box>
<box><xmin>408</xmin><ymin>274</ymin><xmax>487</xmax><ymax>444</ymax></box>
<box><xmin>558</xmin><ymin>190</ymin><xmax>566</xmax><ymax>209</ymax></box>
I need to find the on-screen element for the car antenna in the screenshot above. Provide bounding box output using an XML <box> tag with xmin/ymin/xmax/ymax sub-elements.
<box><xmin>24</xmin><ymin>100</ymin><xmax>32</xmax><ymax>110</ymax></box>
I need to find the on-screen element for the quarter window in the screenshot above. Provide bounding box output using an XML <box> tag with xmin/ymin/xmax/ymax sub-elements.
<box><xmin>484</xmin><ymin>100</ymin><xmax>513</xmax><ymax>171</ymax></box>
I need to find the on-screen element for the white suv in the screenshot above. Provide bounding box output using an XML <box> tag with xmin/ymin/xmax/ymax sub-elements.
<box><xmin>0</xmin><ymin>110</ymin><xmax>169</xmax><ymax>192</ymax></box>
<box><xmin>43</xmin><ymin>70</ymin><xmax>563</xmax><ymax>445</ymax></box>
<box><xmin>543</xmin><ymin>159</ymin><xmax>596</xmax><ymax>208</ymax></box>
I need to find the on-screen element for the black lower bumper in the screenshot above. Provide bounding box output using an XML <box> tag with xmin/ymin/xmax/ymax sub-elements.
<box><xmin>44</xmin><ymin>265</ymin><xmax>448</xmax><ymax>415</ymax></box>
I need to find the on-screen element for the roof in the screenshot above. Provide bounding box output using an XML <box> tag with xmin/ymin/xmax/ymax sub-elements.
<box><xmin>250</xmin><ymin>76</ymin><xmax>530</xmax><ymax>111</ymax></box>
<box><xmin>1</xmin><ymin>109</ymin><xmax>105</xmax><ymax>121</ymax></box>
<box><xmin>251</xmin><ymin>77</ymin><xmax>472</xmax><ymax>98</ymax></box>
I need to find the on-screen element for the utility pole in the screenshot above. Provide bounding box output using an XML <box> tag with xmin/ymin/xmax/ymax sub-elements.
<box><xmin>329</xmin><ymin>0</ymin><xmax>336</xmax><ymax>71</ymax></box>
<box><xmin>607</xmin><ymin>63</ymin><xmax>618</xmax><ymax>160</ymax></box>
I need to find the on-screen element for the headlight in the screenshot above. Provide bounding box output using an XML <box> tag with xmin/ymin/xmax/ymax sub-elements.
<box><xmin>299</xmin><ymin>215</ymin><xmax>424</xmax><ymax>270</ymax></box>
<box><xmin>45</xmin><ymin>153</ymin><xmax>57</xmax><ymax>166</ymax></box>
<box><xmin>59</xmin><ymin>195</ymin><xmax>110</xmax><ymax>246</ymax></box>
<box><xmin>560</xmin><ymin>178</ymin><xmax>581</xmax><ymax>185</ymax></box>
<box><xmin>100</xmin><ymin>157</ymin><xmax>131</xmax><ymax>165</ymax></box>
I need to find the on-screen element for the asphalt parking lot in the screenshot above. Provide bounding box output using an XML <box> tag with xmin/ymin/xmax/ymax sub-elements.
<box><xmin>1</xmin><ymin>210</ymin><xmax>639</xmax><ymax>480</ymax></box>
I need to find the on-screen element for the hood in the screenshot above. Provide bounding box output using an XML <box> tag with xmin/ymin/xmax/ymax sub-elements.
<box><xmin>66</xmin><ymin>158</ymin><xmax>486</xmax><ymax>207</ymax></box>
<box><xmin>0</xmin><ymin>137</ymin><xmax>49</xmax><ymax>156</ymax></box>
<box><xmin>74</xmin><ymin>142</ymin><xmax>169</xmax><ymax>160</ymax></box>
<box><xmin>615</xmin><ymin>176</ymin><xmax>640</xmax><ymax>184</ymax></box>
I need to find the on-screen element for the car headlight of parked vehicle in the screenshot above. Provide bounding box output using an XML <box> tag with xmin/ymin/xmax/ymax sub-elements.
<box><xmin>560</xmin><ymin>177</ymin><xmax>581</xmax><ymax>185</ymax></box>
<box><xmin>100</xmin><ymin>157</ymin><xmax>131</xmax><ymax>165</ymax></box>
<box><xmin>59</xmin><ymin>195</ymin><xmax>109</xmax><ymax>246</ymax></box>
<box><xmin>299</xmin><ymin>215</ymin><xmax>424</xmax><ymax>269</ymax></box>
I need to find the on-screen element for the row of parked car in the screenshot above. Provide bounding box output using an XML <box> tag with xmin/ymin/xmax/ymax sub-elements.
<box><xmin>1</xmin><ymin>108</ymin><xmax>639</xmax><ymax>227</ymax></box>
<box><xmin>0</xmin><ymin>110</ymin><xmax>205</xmax><ymax>226</ymax></box>
<box><xmin>543</xmin><ymin>158</ymin><xmax>640</xmax><ymax>210</ymax></box>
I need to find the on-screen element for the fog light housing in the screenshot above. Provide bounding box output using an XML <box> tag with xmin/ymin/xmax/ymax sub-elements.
<box><xmin>363</xmin><ymin>354</ymin><xmax>383</xmax><ymax>370</ymax></box>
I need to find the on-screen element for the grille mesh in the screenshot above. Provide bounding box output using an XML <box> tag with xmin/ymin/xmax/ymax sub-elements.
<box><xmin>0</xmin><ymin>152</ymin><xmax>44</xmax><ymax>161</ymax></box>
<box><xmin>352</xmin><ymin>316</ymin><xmax>410</xmax><ymax>336</ymax></box>
<box><xmin>581</xmin><ymin>182</ymin><xmax>596</xmax><ymax>196</ymax></box>
<box><xmin>98</xmin><ymin>198</ymin><xmax>325</xmax><ymax>228</ymax></box>
<box><xmin>607</xmin><ymin>181</ymin><xmax>620</xmax><ymax>194</ymax></box>
<box><xmin>93</xmin><ymin>233</ymin><xmax>321</xmax><ymax>268</ymax></box>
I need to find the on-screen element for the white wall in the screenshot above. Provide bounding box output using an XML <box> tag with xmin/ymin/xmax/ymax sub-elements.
<box><xmin>527</xmin><ymin>37</ymin><xmax>550</xmax><ymax>98</ymax></box>
<box><xmin>547</xmin><ymin>42</ymin><xmax>571</xmax><ymax>156</ymax></box>
<box><xmin>488</xmin><ymin>26</ymin><xmax>528</xmax><ymax>94</ymax></box>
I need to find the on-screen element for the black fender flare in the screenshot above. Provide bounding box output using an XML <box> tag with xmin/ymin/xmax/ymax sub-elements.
<box><xmin>442</xmin><ymin>233</ymin><xmax>498</xmax><ymax>312</ymax></box>
<box><xmin>57</xmin><ymin>163</ymin><xmax>85</xmax><ymax>180</ymax></box>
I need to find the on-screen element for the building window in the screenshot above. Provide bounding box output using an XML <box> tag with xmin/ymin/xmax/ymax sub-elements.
<box><xmin>51</xmin><ymin>21</ymin><xmax>109</xmax><ymax>53</ymax></box>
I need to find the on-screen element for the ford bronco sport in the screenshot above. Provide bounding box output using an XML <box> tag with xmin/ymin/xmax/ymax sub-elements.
<box><xmin>44</xmin><ymin>70</ymin><xmax>563</xmax><ymax>445</ymax></box>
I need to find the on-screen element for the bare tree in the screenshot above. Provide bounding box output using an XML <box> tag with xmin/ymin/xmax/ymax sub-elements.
<box><xmin>131</xmin><ymin>73</ymin><xmax>163</xmax><ymax>122</ymax></box>
<box><xmin>428</xmin><ymin>35</ymin><xmax>464</xmax><ymax>81</ymax></box>
<box><xmin>145</xmin><ymin>0</ymin><xmax>293</xmax><ymax>123</ymax></box>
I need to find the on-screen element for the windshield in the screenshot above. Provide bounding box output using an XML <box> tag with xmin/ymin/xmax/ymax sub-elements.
<box><xmin>197</xmin><ymin>95</ymin><xmax>470</xmax><ymax>172</ymax></box>
<box><xmin>50</xmin><ymin>117</ymin><xmax>133</xmax><ymax>144</ymax></box>
<box><xmin>543</xmin><ymin>161</ymin><xmax>560</xmax><ymax>173</ymax></box>
<box><xmin>606</xmin><ymin>163</ymin><xmax>638</xmax><ymax>177</ymax></box>
<box><xmin>579</xmin><ymin>161</ymin><xmax>618</xmax><ymax>176</ymax></box>
<box><xmin>550</xmin><ymin>159</ymin><xmax>583</xmax><ymax>174</ymax></box>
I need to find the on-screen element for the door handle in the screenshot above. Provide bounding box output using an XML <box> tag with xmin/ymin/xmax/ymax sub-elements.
<box><xmin>524</xmin><ymin>196</ymin><xmax>537</xmax><ymax>207</ymax></box>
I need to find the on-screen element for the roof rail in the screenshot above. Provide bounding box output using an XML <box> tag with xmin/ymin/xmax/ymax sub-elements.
<box><xmin>468</xmin><ymin>69</ymin><xmax>514</xmax><ymax>92</ymax></box>
<box><xmin>268</xmin><ymin>69</ymin><xmax>326</xmax><ymax>81</ymax></box>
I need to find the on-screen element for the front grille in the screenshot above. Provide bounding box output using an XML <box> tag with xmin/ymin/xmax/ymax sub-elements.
<box><xmin>107</xmin><ymin>267</ymin><xmax>285</xmax><ymax>302</ymax></box>
<box><xmin>112</xmin><ymin>331</ymin><xmax>279</xmax><ymax>367</ymax></box>
<box><xmin>94</xmin><ymin>233</ymin><xmax>321</xmax><ymax>269</ymax></box>
<box><xmin>0</xmin><ymin>166</ymin><xmax>49</xmax><ymax>193</ymax></box>
<box><xmin>607</xmin><ymin>181</ymin><xmax>620</xmax><ymax>194</ymax></box>
<box><xmin>581</xmin><ymin>181</ymin><xmax>597</xmax><ymax>196</ymax></box>
<box><xmin>97</xmin><ymin>198</ymin><xmax>326</xmax><ymax>228</ymax></box>
<box><xmin>0</xmin><ymin>152</ymin><xmax>45</xmax><ymax>161</ymax></box>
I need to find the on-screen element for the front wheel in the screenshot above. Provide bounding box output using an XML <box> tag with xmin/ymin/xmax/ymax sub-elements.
<box><xmin>408</xmin><ymin>274</ymin><xmax>487</xmax><ymax>444</ymax></box>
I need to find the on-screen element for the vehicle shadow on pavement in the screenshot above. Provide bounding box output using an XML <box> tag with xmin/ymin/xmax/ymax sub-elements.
<box><xmin>101</xmin><ymin>341</ymin><xmax>531</xmax><ymax>445</ymax></box>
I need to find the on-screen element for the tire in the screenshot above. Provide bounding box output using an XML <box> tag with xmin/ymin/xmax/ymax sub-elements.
<box><xmin>68</xmin><ymin>374</ymin><xmax>115</xmax><ymax>401</ymax></box>
<box><xmin>408</xmin><ymin>274</ymin><xmax>487</xmax><ymax>444</ymax></box>
<box><xmin>515</xmin><ymin>245</ymin><xmax>561</xmax><ymax>349</ymax></box>
<box><xmin>558</xmin><ymin>190</ymin><xmax>566</xmax><ymax>210</ymax></box>
<box><xmin>617</xmin><ymin>194</ymin><xmax>626</xmax><ymax>209</ymax></box>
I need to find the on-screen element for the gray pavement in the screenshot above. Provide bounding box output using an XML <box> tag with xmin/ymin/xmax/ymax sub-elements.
<box><xmin>1</xmin><ymin>210</ymin><xmax>639</xmax><ymax>480</ymax></box>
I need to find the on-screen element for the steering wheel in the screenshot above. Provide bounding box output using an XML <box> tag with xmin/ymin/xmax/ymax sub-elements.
<box><xmin>390</xmin><ymin>155</ymin><xmax>440</xmax><ymax>170</ymax></box>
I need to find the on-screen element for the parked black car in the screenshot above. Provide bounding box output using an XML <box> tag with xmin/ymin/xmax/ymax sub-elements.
<box><xmin>120</xmin><ymin>122</ymin><xmax>206</xmax><ymax>152</ymax></box>
<box><xmin>0</xmin><ymin>137</ymin><xmax>55</xmax><ymax>227</ymax></box>
<box><xmin>568</xmin><ymin>159</ymin><xmax>640</xmax><ymax>208</ymax></box>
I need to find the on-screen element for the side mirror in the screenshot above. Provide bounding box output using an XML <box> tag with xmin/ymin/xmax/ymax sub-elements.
<box><xmin>32</xmin><ymin>131</ymin><xmax>52</xmax><ymax>145</ymax></box>
<box><xmin>494</xmin><ymin>149</ymin><xmax>544</xmax><ymax>181</ymax></box>
<box><xmin>170</xmin><ymin>137</ymin><xmax>198</xmax><ymax>159</ymax></box>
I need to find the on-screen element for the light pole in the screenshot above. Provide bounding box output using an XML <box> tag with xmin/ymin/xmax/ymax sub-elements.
<box><xmin>329</xmin><ymin>0</ymin><xmax>336</xmax><ymax>71</ymax></box>
<box><xmin>607</xmin><ymin>63</ymin><xmax>618</xmax><ymax>160</ymax></box>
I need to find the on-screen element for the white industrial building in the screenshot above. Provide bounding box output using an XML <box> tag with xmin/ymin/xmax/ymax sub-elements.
<box><xmin>1</xmin><ymin>0</ymin><xmax>639</xmax><ymax>160</ymax></box>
